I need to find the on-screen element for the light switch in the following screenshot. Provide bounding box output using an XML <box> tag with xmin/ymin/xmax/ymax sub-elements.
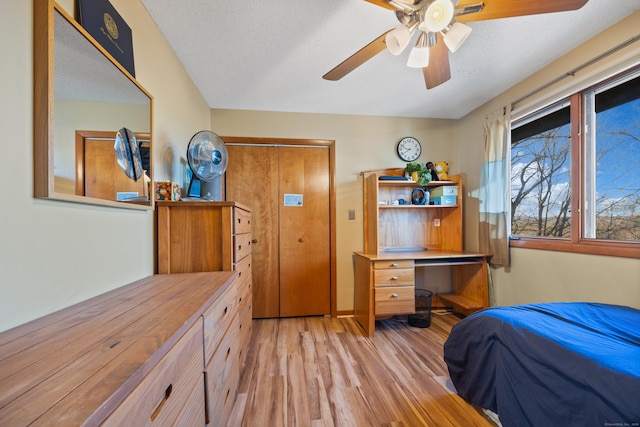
<box><xmin>348</xmin><ymin>209</ymin><xmax>356</xmax><ymax>220</ymax></box>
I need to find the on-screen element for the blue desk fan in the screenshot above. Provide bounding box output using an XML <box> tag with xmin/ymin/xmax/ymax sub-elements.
<box><xmin>186</xmin><ymin>130</ymin><xmax>228</xmax><ymax>200</ymax></box>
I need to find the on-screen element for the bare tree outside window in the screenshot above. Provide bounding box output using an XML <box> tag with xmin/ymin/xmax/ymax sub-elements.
<box><xmin>511</xmin><ymin>72</ymin><xmax>640</xmax><ymax>244</ymax></box>
<box><xmin>511</xmin><ymin>106</ymin><xmax>571</xmax><ymax>238</ymax></box>
<box><xmin>591</xmin><ymin>98</ymin><xmax>640</xmax><ymax>241</ymax></box>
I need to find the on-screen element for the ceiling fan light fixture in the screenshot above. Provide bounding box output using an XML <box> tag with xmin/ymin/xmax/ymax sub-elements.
<box><xmin>442</xmin><ymin>22</ymin><xmax>472</xmax><ymax>53</ymax></box>
<box><xmin>406</xmin><ymin>32</ymin><xmax>430</xmax><ymax>68</ymax></box>
<box><xmin>385</xmin><ymin>24</ymin><xmax>413</xmax><ymax>55</ymax></box>
<box><xmin>423</xmin><ymin>0</ymin><xmax>454</xmax><ymax>32</ymax></box>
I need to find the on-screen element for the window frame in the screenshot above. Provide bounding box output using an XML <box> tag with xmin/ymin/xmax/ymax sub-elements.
<box><xmin>509</xmin><ymin>70</ymin><xmax>640</xmax><ymax>259</ymax></box>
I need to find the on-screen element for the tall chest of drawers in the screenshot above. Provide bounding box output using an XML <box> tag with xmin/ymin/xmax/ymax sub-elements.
<box><xmin>155</xmin><ymin>200</ymin><xmax>253</xmax><ymax>425</ymax></box>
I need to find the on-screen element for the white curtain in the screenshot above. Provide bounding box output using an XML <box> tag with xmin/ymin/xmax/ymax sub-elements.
<box><xmin>479</xmin><ymin>107</ymin><xmax>511</xmax><ymax>267</ymax></box>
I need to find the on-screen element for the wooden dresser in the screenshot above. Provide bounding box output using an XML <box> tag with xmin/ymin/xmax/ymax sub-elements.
<box><xmin>0</xmin><ymin>272</ymin><xmax>250</xmax><ymax>426</ymax></box>
<box><xmin>155</xmin><ymin>200</ymin><xmax>252</xmax><ymax>293</ymax></box>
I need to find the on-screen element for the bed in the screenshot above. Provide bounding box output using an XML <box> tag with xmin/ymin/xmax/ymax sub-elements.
<box><xmin>443</xmin><ymin>302</ymin><xmax>640</xmax><ymax>427</ymax></box>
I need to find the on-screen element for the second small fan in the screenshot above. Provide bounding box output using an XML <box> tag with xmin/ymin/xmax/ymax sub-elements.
<box><xmin>186</xmin><ymin>130</ymin><xmax>228</xmax><ymax>200</ymax></box>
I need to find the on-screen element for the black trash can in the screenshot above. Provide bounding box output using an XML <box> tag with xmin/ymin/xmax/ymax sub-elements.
<box><xmin>408</xmin><ymin>289</ymin><xmax>433</xmax><ymax>328</ymax></box>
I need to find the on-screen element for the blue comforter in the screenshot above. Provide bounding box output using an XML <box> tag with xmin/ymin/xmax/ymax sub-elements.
<box><xmin>444</xmin><ymin>303</ymin><xmax>640</xmax><ymax>427</ymax></box>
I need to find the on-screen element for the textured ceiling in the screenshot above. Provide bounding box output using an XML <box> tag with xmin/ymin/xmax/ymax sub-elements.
<box><xmin>139</xmin><ymin>0</ymin><xmax>639</xmax><ymax>119</ymax></box>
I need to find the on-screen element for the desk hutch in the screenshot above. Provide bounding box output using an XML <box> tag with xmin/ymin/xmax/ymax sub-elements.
<box><xmin>353</xmin><ymin>168</ymin><xmax>490</xmax><ymax>336</ymax></box>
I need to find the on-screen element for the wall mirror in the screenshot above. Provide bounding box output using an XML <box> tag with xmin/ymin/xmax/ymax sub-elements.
<box><xmin>34</xmin><ymin>0</ymin><xmax>153</xmax><ymax>209</ymax></box>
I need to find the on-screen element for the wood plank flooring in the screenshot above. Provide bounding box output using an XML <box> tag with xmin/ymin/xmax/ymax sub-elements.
<box><xmin>229</xmin><ymin>313</ymin><xmax>495</xmax><ymax>427</ymax></box>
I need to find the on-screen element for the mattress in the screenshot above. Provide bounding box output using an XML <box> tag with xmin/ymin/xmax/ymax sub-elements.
<box><xmin>444</xmin><ymin>302</ymin><xmax>640</xmax><ymax>427</ymax></box>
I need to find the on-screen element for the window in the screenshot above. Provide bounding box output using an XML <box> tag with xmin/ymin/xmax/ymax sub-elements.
<box><xmin>510</xmin><ymin>67</ymin><xmax>640</xmax><ymax>258</ymax></box>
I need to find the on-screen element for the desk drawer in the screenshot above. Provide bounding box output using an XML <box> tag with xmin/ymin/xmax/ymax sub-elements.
<box><xmin>234</xmin><ymin>208</ymin><xmax>252</xmax><ymax>234</ymax></box>
<box><xmin>233</xmin><ymin>233</ymin><xmax>252</xmax><ymax>262</ymax></box>
<box><xmin>374</xmin><ymin>268</ymin><xmax>414</xmax><ymax>287</ymax></box>
<box><xmin>373</xmin><ymin>260</ymin><xmax>414</xmax><ymax>269</ymax></box>
<box><xmin>103</xmin><ymin>320</ymin><xmax>204</xmax><ymax>426</ymax></box>
<box><xmin>375</xmin><ymin>286</ymin><xmax>415</xmax><ymax>315</ymax></box>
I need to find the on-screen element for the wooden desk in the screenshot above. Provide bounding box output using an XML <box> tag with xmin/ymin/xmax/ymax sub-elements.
<box><xmin>353</xmin><ymin>250</ymin><xmax>490</xmax><ymax>337</ymax></box>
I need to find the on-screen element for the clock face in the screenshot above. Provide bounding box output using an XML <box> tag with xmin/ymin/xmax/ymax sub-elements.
<box><xmin>396</xmin><ymin>137</ymin><xmax>421</xmax><ymax>162</ymax></box>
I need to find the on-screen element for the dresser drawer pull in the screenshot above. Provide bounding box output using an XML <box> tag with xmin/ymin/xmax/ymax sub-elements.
<box><xmin>391</xmin><ymin>276</ymin><xmax>399</xmax><ymax>281</ymax></box>
<box><xmin>391</xmin><ymin>293</ymin><xmax>399</xmax><ymax>299</ymax></box>
<box><xmin>150</xmin><ymin>384</ymin><xmax>173</xmax><ymax>421</ymax></box>
<box><xmin>391</xmin><ymin>263</ymin><xmax>398</xmax><ymax>267</ymax></box>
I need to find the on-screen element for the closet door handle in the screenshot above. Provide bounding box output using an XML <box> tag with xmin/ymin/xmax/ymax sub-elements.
<box><xmin>252</xmin><ymin>239</ymin><xmax>258</xmax><ymax>244</ymax></box>
<box><xmin>299</xmin><ymin>238</ymin><xmax>304</xmax><ymax>243</ymax></box>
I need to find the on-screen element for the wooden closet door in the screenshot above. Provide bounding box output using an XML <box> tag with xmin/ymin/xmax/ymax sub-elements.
<box><xmin>226</xmin><ymin>145</ymin><xmax>280</xmax><ymax>318</ymax></box>
<box><xmin>278</xmin><ymin>146</ymin><xmax>330</xmax><ymax>317</ymax></box>
<box><xmin>225</xmin><ymin>144</ymin><xmax>331</xmax><ymax>318</ymax></box>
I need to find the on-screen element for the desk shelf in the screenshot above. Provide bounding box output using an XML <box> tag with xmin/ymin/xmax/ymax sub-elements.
<box><xmin>438</xmin><ymin>294</ymin><xmax>484</xmax><ymax>316</ymax></box>
<box><xmin>355</xmin><ymin>168</ymin><xmax>489</xmax><ymax>336</ymax></box>
<box><xmin>378</xmin><ymin>205</ymin><xmax>457</xmax><ymax>209</ymax></box>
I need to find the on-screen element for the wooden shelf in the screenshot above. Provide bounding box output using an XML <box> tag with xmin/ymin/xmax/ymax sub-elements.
<box><xmin>378</xmin><ymin>204</ymin><xmax>457</xmax><ymax>209</ymax></box>
<box><xmin>378</xmin><ymin>180</ymin><xmax>458</xmax><ymax>188</ymax></box>
<box><xmin>438</xmin><ymin>293</ymin><xmax>484</xmax><ymax>316</ymax></box>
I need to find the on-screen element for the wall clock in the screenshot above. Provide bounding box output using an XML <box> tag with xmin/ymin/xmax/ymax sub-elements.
<box><xmin>396</xmin><ymin>137</ymin><xmax>421</xmax><ymax>162</ymax></box>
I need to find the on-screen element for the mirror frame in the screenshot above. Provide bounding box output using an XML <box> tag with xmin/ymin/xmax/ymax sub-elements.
<box><xmin>34</xmin><ymin>0</ymin><xmax>154</xmax><ymax>210</ymax></box>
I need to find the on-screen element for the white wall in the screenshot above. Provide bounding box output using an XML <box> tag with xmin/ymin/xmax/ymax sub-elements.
<box><xmin>0</xmin><ymin>0</ymin><xmax>210</xmax><ymax>332</ymax></box>
<box><xmin>456</xmin><ymin>11</ymin><xmax>640</xmax><ymax>308</ymax></box>
<box><xmin>2</xmin><ymin>1</ymin><xmax>638</xmax><ymax>332</ymax></box>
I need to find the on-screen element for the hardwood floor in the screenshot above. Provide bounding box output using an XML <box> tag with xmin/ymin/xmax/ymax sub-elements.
<box><xmin>229</xmin><ymin>313</ymin><xmax>495</xmax><ymax>427</ymax></box>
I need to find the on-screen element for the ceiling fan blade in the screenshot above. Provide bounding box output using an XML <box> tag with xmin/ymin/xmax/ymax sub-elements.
<box><xmin>423</xmin><ymin>33</ymin><xmax>450</xmax><ymax>89</ymax></box>
<box><xmin>456</xmin><ymin>0</ymin><xmax>590</xmax><ymax>22</ymax></box>
<box><xmin>323</xmin><ymin>31</ymin><xmax>391</xmax><ymax>81</ymax></box>
<box><xmin>363</xmin><ymin>0</ymin><xmax>396</xmax><ymax>10</ymax></box>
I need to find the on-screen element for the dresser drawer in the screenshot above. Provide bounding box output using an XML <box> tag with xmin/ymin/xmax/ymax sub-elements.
<box><xmin>103</xmin><ymin>320</ymin><xmax>204</xmax><ymax>426</ymax></box>
<box><xmin>204</xmin><ymin>320</ymin><xmax>241</xmax><ymax>426</ymax></box>
<box><xmin>233</xmin><ymin>208</ymin><xmax>252</xmax><ymax>234</ymax></box>
<box><xmin>375</xmin><ymin>286</ymin><xmax>415</xmax><ymax>315</ymax></box>
<box><xmin>204</xmin><ymin>314</ymin><xmax>240</xmax><ymax>387</ymax></box>
<box><xmin>237</xmin><ymin>295</ymin><xmax>253</xmax><ymax>365</ymax></box>
<box><xmin>206</xmin><ymin>355</ymin><xmax>241</xmax><ymax>427</ymax></box>
<box><xmin>203</xmin><ymin>284</ymin><xmax>237</xmax><ymax>364</ymax></box>
<box><xmin>234</xmin><ymin>254</ymin><xmax>252</xmax><ymax>302</ymax></box>
<box><xmin>233</xmin><ymin>233</ymin><xmax>252</xmax><ymax>262</ymax></box>
<box><xmin>373</xmin><ymin>260</ymin><xmax>414</xmax><ymax>269</ymax></box>
<box><xmin>174</xmin><ymin>374</ymin><xmax>206</xmax><ymax>426</ymax></box>
<box><xmin>374</xmin><ymin>268</ymin><xmax>414</xmax><ymax>287</ymax></box>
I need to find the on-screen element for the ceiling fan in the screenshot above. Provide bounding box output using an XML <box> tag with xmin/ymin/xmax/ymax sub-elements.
<box><xmin>323</xmin><ymin>0</ymin><xmax>590</xmax><ymax>89</ymax></box>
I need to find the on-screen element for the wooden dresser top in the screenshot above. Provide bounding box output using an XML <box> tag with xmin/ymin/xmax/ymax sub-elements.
<box><xmin>0</xmin><ymin>272</ymin><xmax>236</xmax><ymax>426</ymax></box>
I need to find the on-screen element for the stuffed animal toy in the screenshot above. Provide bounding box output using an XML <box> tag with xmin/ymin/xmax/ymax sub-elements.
<box><xmin>434</xmin><ymin>161</ymin><xmax>449</xmax><ymax>180</ymax></box>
